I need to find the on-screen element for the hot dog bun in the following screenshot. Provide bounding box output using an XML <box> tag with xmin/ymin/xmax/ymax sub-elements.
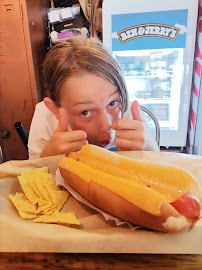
<box><xmin>58</xmin><ymin>145</ymin><xmax>201</xmax><ymax>232</ymax></box>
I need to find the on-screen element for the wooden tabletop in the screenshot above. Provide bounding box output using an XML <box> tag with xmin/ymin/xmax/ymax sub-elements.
<box><xmin>0</xmin><ymin>253</ymin><xmax>202</xmax><ymax>269</ymax></box>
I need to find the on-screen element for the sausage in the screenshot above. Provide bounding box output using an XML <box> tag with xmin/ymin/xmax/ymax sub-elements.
<box><xmin>171</xmin><ymin>193</ymin><xmax>201</xmax><ymax>219</ymax></box>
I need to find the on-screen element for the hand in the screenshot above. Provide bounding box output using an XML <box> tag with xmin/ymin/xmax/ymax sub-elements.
<box><xmin>40</xmin><ymin>108</ymin><xmax>87</xmax><ymax>157</ymax></box>
<box><xmin>112</xmin><ymin>100</ymin><xmax>145</xmax><ymax>151</ymax></box>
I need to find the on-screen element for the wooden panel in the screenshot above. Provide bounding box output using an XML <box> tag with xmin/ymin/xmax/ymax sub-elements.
<box><xmin>0</xmin><ymin>0</ymin><xmax>50</xmax><ymax>161</ymax></box>
<box><xmin>0</xmin><ymin>0</ymin><xmax>33</xmax><ymax>161</ymax></box>
<box><xmin>23</xmin><ymin>0</ymin><xmax>50</xmax><ymax>100</ymax></box>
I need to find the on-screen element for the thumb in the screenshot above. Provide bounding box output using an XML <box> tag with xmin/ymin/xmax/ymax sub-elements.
<box><xmin>131</xmin><ymin>100</ymin><xmax>143</xmax><ymax>122</ymax></box>
<box><xmin>55</xmin><ymin>108</ymin><xmax>69</xmax><ymax>132</ymax></box>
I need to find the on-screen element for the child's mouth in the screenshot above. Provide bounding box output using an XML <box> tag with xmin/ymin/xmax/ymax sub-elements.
<box><xmin>99</xmin><ymin>140</ymin><xmax>110</xmax><ymax>145</ymax></box>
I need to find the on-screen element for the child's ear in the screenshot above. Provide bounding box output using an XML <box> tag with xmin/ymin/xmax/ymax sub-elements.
<box><xmin>43</xmin><ymin>97</ymin><xmax>60</xmax><ymax>119</ymax></box>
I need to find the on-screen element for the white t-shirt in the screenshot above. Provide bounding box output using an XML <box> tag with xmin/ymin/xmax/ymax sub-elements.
<box><xmin>28</xmin><ymin>101</ymin><xmax>159</xmax><ymax>159</ymax></box>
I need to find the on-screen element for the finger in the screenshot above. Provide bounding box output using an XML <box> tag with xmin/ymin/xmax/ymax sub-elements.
<box><xmin>63</xmin><ymin>131</ymin><xmax>87</xmax><ymax>157</ymax></box>
<box><xmin>112</xmin><ymin>118</ymin><xmax>144</xmax><ymax>130</ymax></box>
<box><xmin>55</xmin><ymin>108</ymin><xmax>69</xmax><ymax>132</ymax></box>
<box><xmin>115</xmin><ymin>129</ymin><xmax>144</xmax><ymax>142</ymax></box>
<box><xmin>63</xmin><ymin>139</ymin><xmax>88</xmax><ymax>154</ymax></box>
<box><xmin>115</xmin><ymin>137</ymin><xmax>144</xmax><ymax>151</ymax></box>
<box><xmin>64</xmin><ymin>130</ymin><xmax>87</xmax><ymax>143</ymax></box>
<box><xmin>131</xmin><ymin>100</ymin><xmax>144</xmax><ymax>122</ymax></box>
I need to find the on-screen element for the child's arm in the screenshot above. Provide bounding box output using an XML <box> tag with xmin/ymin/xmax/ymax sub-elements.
<box><xmin>112</xmin><ymin>101</ymin><xmax>159</xmax><ymax>151</ymax></box>
<box><xmin>40</xmin><ymin>108</ymin><xmax>87</xmax><ymax>158</ymax></box>
<box><xmin>28</xmin><ymin>102</ymin><xmax>87</xmax><ymax>159</ymax></box>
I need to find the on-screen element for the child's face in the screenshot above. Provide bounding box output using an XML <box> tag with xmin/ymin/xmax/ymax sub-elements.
<box><xmin>60</xmin><ymin>73</ymin><xmax>122</xmax><ymax>147</ymax></box>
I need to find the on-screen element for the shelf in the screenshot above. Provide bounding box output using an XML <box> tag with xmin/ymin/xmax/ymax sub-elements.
<box><xmin>124</xmin><ymin>74</ymin><xmax>175</xmax><ymax>78</ymax></box>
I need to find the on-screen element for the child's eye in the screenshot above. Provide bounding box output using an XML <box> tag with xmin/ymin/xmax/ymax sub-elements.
<box><xmin>108</xmin><ymin>100</ymin><xmax>117</xmax><ymax>108</ymax></box>
<box><xmin>81</xmin><ymin>110</ymin><xmax>91</xmax><ymax>117</ymax></box>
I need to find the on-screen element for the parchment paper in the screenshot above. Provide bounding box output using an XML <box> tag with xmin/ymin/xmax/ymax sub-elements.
<box><xmin>0</xmin><ymin>151</ymin><xmax>202</xmax><ymax>254</ymax></box>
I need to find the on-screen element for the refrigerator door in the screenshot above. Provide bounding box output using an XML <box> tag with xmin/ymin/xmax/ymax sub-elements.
<box><xmin>103</xmin><ymin>0</ymin><xmax>198</xmax><ymax>147</ymax></box>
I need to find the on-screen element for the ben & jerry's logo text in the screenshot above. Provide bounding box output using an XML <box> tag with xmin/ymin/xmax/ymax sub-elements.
<box><xmin>117</xmin><ymin>23</ymin><xmax>180</xmax><ymax>44</ymax></box>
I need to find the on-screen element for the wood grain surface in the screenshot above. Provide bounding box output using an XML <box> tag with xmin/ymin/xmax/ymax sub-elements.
<box><xmin>0</xmin><ymin>253</ymin><xmax>202</xmax><ymax>270</ymax></box>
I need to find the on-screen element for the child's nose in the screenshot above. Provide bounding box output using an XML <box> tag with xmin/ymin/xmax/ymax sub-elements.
<box><xmin>99</xmin><ymin>111</ymin><xmax>112</xmax><ymax>132</ymax></box>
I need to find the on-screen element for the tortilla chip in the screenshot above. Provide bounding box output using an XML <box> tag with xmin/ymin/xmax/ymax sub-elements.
<box><xmin>28</xmin><ymin>174</ymin><xmax>52</xmax><ymax>202</ymax></box>
<box><xmin>15</xmin><ymin>192</ymin><xmax>27</xmax><ymax>201</ymax></box>
<box><xmin>9</xmin><ymin>194</ymin><xmax>36</xmax><ymax>213</ymax></box>
<box><xmin>21</xmin><ymin>167</ymin><xmax>50</xmax><ymax>200</ymax></box>
<box><xmin>37</xmin><ymin>198</ymin><xmax>51</xmax><ymax>207</ymax></box>
<box><xmin>41</xmin><ymin>173</ymin><xmax>61</xmax><ymax>192</ymax></box>
<box><xmin>18</xmin><ymin>210</ymin><xmax>38</xmax><ymax>220</ymax></box>
<box><xmin>35</xmin><ymin>202</ymin><xmax>53</xmax><ymax>214</ymax></box>
<box><xmin>9</xmin><ymin>167</ymin><xmax>78</xmax><ymax>225</ymax></box>
<box><xmin>48</xmin><ymin>190</ymin><xmax>69</xmax><ymax>211</ymax></box>
<box><xmin>28</xmin><ymin>177</ymin><xmax>44</xmax><ymax>200</ymax></box>
<box><xmin>18</xmin><ymin>176</ymin><xmax>39</xmax><ymax>205</ymax></box>
<box><xmin>34</xmin><ymin>174</ymin><xmax>52</xmax><ymax>202</ymax></box>
<box><xmin>34</xmin><ymin>210</ymin><xmax>80</xmax><ymax>226</ymax></box>
<box><xmin>42</xmin><ymin>207</ymin><xmax>57</xmax><ymax>215</ymax></box>
<box><xmin>21</xmin><ymin>167</ymin><xmax>49</xmax><ymax>176</ymax></box>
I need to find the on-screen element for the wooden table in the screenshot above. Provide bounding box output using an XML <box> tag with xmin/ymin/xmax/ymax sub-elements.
<box><xmin>0</xmin><ymin>253</ymin><xmax>202</xmax><ymax>269</ymax></box>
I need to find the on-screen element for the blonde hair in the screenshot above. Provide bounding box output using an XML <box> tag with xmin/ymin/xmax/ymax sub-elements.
<box><xmin>42</xmin><ymin>36</ymin><xmax>128</xmax><ymax>113</ymax></box>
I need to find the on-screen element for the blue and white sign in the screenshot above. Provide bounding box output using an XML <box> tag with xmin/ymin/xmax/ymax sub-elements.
<box><xmin>112</xmin><ymin>9</ymin><xmax>188</xmax><ymax>51</ymax></box>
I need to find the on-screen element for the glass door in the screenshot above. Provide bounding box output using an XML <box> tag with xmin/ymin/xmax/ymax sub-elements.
<box><xmin>113</xmin><ymin>48</ymin><xmax>184</xmax><ymax>132</ymax></box>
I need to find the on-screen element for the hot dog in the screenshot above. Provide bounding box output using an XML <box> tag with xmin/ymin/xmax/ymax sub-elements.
<box><xmin>58</xmin><ymin>145</ymin><xmax>201</xmax><ymax>232</ymax></box>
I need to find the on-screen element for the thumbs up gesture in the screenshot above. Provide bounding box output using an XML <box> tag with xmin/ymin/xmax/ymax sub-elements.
<box><xmin>40</xmin><ymin>107</ymin><xmax>87</xmax><ymax>158</ymax></box>
<box><xmin>111</xmin><ymin>100</ymin><xmax>145</xmax><ymax>151</ymax></box>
